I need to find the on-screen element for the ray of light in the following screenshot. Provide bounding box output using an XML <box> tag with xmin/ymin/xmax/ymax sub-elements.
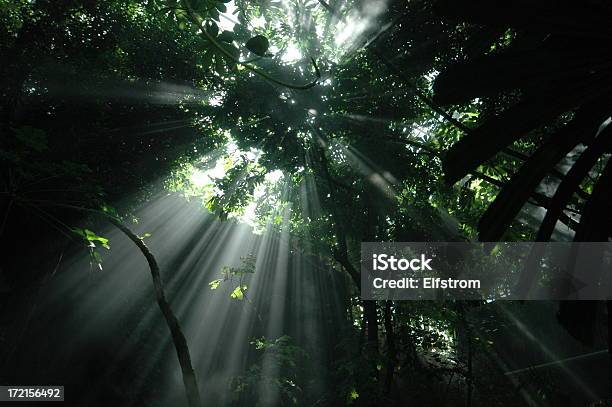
<box><xmin>496</xmin><ymin>303</ymin><xmax>600</xmax><ymax>401</ymax></box>
<box><xmin>15</xmin><ymin>179</ymin><xmax>348</xmax><ymax>407</ymax></box>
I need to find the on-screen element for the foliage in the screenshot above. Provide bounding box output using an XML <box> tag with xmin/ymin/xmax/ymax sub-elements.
<box><xmin>72</xmin><ymin>227</ymin><xmax>110</xmax><ymax>271</ymax></box>
<box><xmin>245</xmin><ymin>35</ymin><xmax>270</xmax><ymax>57</ymax></box>
<box><xmin>231</xmin><ymin>335</ymin><xmax>308</xmax><ymax>407</ymax></box>
<box><xmin>433</xmin><ymin>0</ymin><xmax>612</xmax><ymax>242</ymax></box>
<box><xmin>3</xmin><ymin>0</ymin><xmax>611</xmax><ymax>406</ymax></box>
<box><xmin>209</xmin><ymin>254</ymin><xmax>257</xmax><ymax>300</ymax></box>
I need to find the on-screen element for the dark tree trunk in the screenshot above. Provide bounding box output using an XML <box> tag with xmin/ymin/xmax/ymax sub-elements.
<box><xmin>104</xmin><ymin>216</ymin><xmax>203</xmax><ymax>407</ymax></box>
<box><xmin>364</xmin><ymin>300</ymin><xmax>379</xmax><ymax>351</ymax></box>
<box><xmin>383</xmin><ymin>300</ymin><xmax>396</xmax><ymax>394</ymax></box>
<box><xmin>40</xmin><ymin>204</ymin><xmax>202</xmax><ymax>407</ymax></box>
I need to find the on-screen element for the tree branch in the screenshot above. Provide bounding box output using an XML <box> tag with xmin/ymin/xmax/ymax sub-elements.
<box><xmin>180</xmin><ymin>0</ymin><xmax>320</xmax><ymax>90</ymax></box>
<box><xmin>31</xmin><ymin>202</ymin><xmax>202</xmax><ymax>407</ymax></box>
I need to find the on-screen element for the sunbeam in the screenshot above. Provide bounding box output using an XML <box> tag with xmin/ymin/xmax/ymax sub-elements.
<box><xmin>5</xmin><ymin>1</ymin><xmax>612</xmax><ymax>406</ymax></box>
<box><xmin>9</xmin><ymin>190</ymin><xmax>347</xmax><ymax>407</ymax></box>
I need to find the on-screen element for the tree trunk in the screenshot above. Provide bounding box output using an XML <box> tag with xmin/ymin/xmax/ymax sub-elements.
<box><xmin>383</xmin><ymin>300</ymin><xmax>396</xmax><ymax>394</ymax></box>
<box><xmin>41</xmin><ymin>204</ymin><xmax>202</xmax><ymax>407</ymax></box>
<box><xmin>108</xmin><ymin>217</ymin><xmax>202</xmax><ymax>407</ymax></box>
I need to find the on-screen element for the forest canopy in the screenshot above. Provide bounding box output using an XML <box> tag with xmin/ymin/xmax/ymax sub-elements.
<box><xmin>1</xmin><ymin>0</ymin><xmax>612</xmax><ymax>406</ymax></box>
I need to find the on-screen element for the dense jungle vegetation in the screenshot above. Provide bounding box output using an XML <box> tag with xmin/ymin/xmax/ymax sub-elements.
<box><xmin>1</xmin><ymin>0</ymin><xmax>612</xmax><ymax>406</ymax></box>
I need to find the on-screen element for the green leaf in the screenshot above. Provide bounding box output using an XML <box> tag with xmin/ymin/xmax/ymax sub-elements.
<box><xmin>215</xmin><ymin>3</ymin><xmax>227</xmax><ymax>13</ymax></box>
<box><xmin>217</xmin><ymin>30</ymin><xmax>235</xmax><ymax>43</ymax></box>
<box><xmin>209</xmin><ymin>279</ymin><xmax>222</xmax><ymax>290</ymax></box>
<box><xmin>74</xmin><ymin>228</ymin><xmax>110</xmax><ymax>249</ymax></box>
<box><xmin>86</xmin><ymin>229</ymin><xmax>110</xmax><ymax>249</ymax></box>
<box><xmin>209</xmin><ymin>8</ymin><xmax>220</xmax><ymax>21</ymax></box>
<box><xmin>230</xmin><ymin>285</ymin><xmax>246</xmax><ymax>300</ymax></box>
<box><xmin>245</xmin><ymin>35</ymin><xmax>269</xmax><ymax>57</ymax></box>
<box><xmin>206</xmin><ymin>21</ymin><xmax>219</xmax><ymax>37</ymax></box>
